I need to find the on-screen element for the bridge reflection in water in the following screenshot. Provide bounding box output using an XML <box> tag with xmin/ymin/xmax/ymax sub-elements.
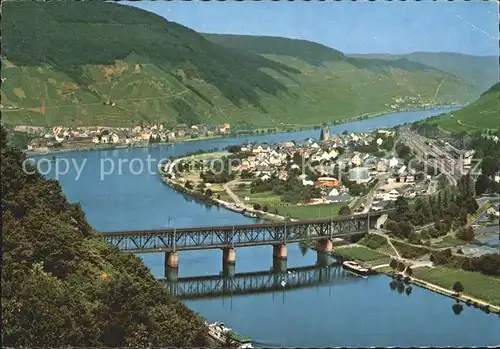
<box><xmin>162</xmin><ymin>254</ymin><xmax>360</xmax><ymax>300</ymax></box>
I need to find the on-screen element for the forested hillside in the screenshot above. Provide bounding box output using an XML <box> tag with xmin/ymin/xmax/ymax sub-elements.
<box><xmin>2</xmin><ymin>1</ymin><xmax>477</xmax><ymax>128</ymax></box>
<box><xmin>349</xmin><ymin>52</ymin><xmax>499</xmax><ymax>95</ymax></box>
<box><xmin>416</xmin><ymin>82</ymin><xmax>500</xmax><ymax>133</ymax></box>
<box><xmin>1</xmin><ymin>126</ymin><xmax>209</xmax><ymax>347</ymax></box>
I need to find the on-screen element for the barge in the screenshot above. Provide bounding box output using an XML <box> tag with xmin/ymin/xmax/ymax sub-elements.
<box><xmin>342</xmin><ymin>260</ymin><xmax>372</xmax><ymax>276</ymax></box>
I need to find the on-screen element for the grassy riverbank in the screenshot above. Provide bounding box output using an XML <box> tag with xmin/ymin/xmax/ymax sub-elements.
<box><xmin>412</xmin><ymin>267</ymin><xmax>500</xmax><ymax>307</ymax></box>
<box><xmin>331</xmin><ymin>234</ymin><xmax>500</xmax><ymax>311</ymax></box>
<box><xmin>334</xmin><ymin>245</ymin><xmax>391</xmax><ymax>267</ymax></box>
<box><xmin>273</xmin><ymin>203</ymin><xmax>343</xmax><ymax>220</ymax></box>
<box><xmin>231</xmin><ymin>186</ymin><xmax>343</xmax><ymax>220</ymax></box>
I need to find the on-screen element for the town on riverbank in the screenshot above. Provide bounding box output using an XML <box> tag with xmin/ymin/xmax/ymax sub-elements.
<box><xmin>159</xmin><ymin>125</ymin><xmax>500</xmax><ymax>314</ymax></box>
<box><xmin>9</xmin><ymin>122</ymin><xmax>233</xmax><ymax>153</ymax></box>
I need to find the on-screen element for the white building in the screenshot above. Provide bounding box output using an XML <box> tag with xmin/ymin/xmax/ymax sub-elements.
<box><xmin>110</xmin><ymin>133</ymin><xmax>120</xmax><ymax>144</ymax></box>
<box><xmin>486</xmin><ymin>206</ymin><xmax>499</xmax><ymax>217</ymax></box>
<box><xmin>351</xmin><ymin>153</ymin><xmax>363</xmax><ymax>167</ymax></box>
<box><xmin>388</xmin><ymin>189</ymin><xmax>401</xmax><ymax>201</ymax></box>
<box><xmin>328</xmin><ymin>188</ymin><xmax>340</xmax><ymax>197</ymax></box>
<box><xmin>389</xmin><ymin>157</ymin><xmax>399</xmax><ymax>168</ymax></box>
<box><xmin>302</xmin><ymin>179</ymin><xmax>315</xmax><ymax>186</ymax></box>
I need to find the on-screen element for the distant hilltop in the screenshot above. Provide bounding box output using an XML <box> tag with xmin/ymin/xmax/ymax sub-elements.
<box><xmin>414</xmin><ymin>82</ymin><xmax>500</xmax><ymax>134</ymax></box>
<box><xmin>2</xmin><ymin>1</ymin><xmax>479</xmax><ymax>128</ymax></box>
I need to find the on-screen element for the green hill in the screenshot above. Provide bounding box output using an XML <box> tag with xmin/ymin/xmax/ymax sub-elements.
<box><xmin>2</xmin><ymin>1</ymin><xmax>477</xmax><ymax>128</ymax></box>
<box><xmin>1</xmin><ymin>126</ymin><xmax>209</xmax><ymax>347</ymax></box>
<box><xmin>203</xmin><ymin>33</ymin><xmax>346</xmax><ymax>67</ymax></box>
<box><xmin>418</xmin><ymin>82</ymin><xmax>500</xmax><ymax>133</ymax></box>
<box><xmin>349</xmin><ymin>52</ymin><xmax>499</xmax><ymax>95</ymax></box>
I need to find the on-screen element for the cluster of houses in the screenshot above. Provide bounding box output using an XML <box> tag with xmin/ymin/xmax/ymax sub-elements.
<box><xmin>228</xmin><ymin>129</ymin><xmax>433</xmax><ymax>206</ymax></box>
<box><xmin>384</xmin><ymin>95</ymin><xmax>437</xmax><ymax>110</ymax></box>
<box><xmin>22</xmin><ymin>123</ymin><xmax>232</xmax><ymax>150</ymax></box>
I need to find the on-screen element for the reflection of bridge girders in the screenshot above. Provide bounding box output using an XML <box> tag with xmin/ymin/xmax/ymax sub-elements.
<box><xmin>163</xmin><ymin>264</ymin><xmax>357</xmax><ymax>299</ymax></box>
<box><xmin>103</xmin><ymin>211</ymin><xmax>390</xmax><ymax>252</ymax></box>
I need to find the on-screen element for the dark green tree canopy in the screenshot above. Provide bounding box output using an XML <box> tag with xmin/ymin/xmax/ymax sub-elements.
<box><xmin>1</xmin><ymin>126</ymin><xmax>209</xmax><ymax>347</ymax></box>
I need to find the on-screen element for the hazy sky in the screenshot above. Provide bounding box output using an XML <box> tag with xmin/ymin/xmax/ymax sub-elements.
<box><xmin>125</xmin><ymin>1</ymin><xmax>499</xmax><ymax>56</ymax></box>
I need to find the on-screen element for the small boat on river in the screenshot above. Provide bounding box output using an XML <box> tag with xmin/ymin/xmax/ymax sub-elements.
<box><xmin>342</xmin><ymin>260</ymin><xmax>372</xmax><ymax>276</ymax></box>
<box><xmin>207</xmin><ymin>321</ymin><xmax>253</xmax><ymax>348</ymax></box>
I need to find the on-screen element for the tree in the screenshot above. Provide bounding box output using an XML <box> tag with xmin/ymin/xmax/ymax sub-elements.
<box><xmin>204</xmin><ymin>188</ymin><xmax>213</xmax><ymax>197</ymax></box>
<box><xmin>1</xmin><ymin>126</ymin><xmax>209</xmax><ymax>348</ymax></box>
<box><xmin>453</xmin><ymin>281</ymin><xmax>464</xmax><ymax>294</ymax></box>
<box><xmin>262</xmin><ymin>205</ymin><xmax>269</xmax><ymax>212</ymax></box>
<box><xmin>397</xmin><ymin>221</ymin><xmax>414</xmax><ymax>238</ymax></box>
<box><xmin>389</xmin><ymin>259</ymin><xmax>399</xmax><ymax>271</ymax></box>
<box><xmin>223</xmin><ymin>331</ymin><xmax>233</xmax><ymax>349</ymax></box>
<box><xmin>445</xmin><ymin>202</ymin><xmax>460</xmax><ymax>218</ymax></box>
<box><xmin>253</xmin><ymin>203</ymin><xmax>261</xmax><ymax>211</ymax></box>
<box><xmin>385</xmin><ymin>220</ymin><xmax>399</xmax><ymax>235</ymax></box>
<box><xmin>457</xmin><ymin>174</ymin><xmax>478</xmax><ymax>214</ymax></box>
<box><xmin>338</xmin><ymin>205</ymin><xmax>352</xmax><ymax>216</ymax></box>
<box><xmin>406</xmin><ymin>267</ymin><xmax>413</xmax><ymax>276</ymax></box>
<box><xmin>395</xmin><ymin>196</ymin><xmax>410</xmax><ymax>219</ymax></box>
<box><xmin>481</xmin><ymin>156</ymin><xmax>500</xmax><ymax>177</ymax></box>
<box><xmin>475</xmin><ymin>174</ymin><xmax>491</xmax><ymax>195</ymax></box>
<box><xmin>397</xmin><ymin>261</ymin><xmax>406</xmax><ymax>272</ymax></box>
<box><xmin>455</xmin><ymin>226</ymin><xmax>474</xmax><ymax>242</ymax></box>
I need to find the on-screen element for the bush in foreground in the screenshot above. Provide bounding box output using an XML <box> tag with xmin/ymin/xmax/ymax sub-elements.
<box><xmin>1</xmin><ymin>127</ymin><xmax>208</xmax><ymax>347</ymax></box>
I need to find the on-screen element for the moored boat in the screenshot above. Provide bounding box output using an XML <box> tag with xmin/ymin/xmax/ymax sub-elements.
<box><xmin>207</xmin><ymin>321</ymin><xmax>253</xmax><ymax>348</ymax></box>
<box><xmin>342</xmin><ymin>260</ymin><xmax>372</xmax><ymax>276</ymax></box>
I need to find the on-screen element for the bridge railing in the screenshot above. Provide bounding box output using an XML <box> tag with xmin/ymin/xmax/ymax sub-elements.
<box><xmin>101</xmin><ymin>210</ymin><xmax>393</xmax><ymax>252</ymax></box>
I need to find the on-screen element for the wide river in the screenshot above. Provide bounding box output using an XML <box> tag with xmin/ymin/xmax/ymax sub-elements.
<box><xmin>36</xmin><ymin>107</ymin><xmax>500</xmax><ymax>347</ymax></box>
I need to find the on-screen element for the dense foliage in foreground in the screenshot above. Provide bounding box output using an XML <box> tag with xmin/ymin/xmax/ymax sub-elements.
<box><xmin>1</xmin><ymin>126</ymin><xmax>208</xmax><ymax>347</ymax></box>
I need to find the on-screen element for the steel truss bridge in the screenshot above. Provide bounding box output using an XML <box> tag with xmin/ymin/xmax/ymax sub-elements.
<box><xmin>163</xmin><ymin>263</ymin><xmax>359</xmax><ymax>299</ymax></box>
<box><xmin>102</xmin><ymin>211</ymin><xmax>389</xmax><ymax>252</ymax></box>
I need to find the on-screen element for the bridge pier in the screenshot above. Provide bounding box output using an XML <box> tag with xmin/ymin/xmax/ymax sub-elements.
<box><xmin>165</xmin><ymin>251</ymin><xmax>179</xmax><ymax>268</ymax></box>
<box><xmin>222</xmin><ymin>247</ymin><xmax>236</xmax><ymax>265</ymax></box>
<box><xmin>164</xmin><ymin>252</ymin><xmax>179</xmax><ymax>283</ymax></box>
<box><xmin>315</xmin><ymin>238</ymin><xmax>333</xmax><ymax>253</ymax></box>
<box><xmin>316</xmin><ymin>252</ymin><xmax>333</xmax><ymax>267</ymax></box>
<box><xmin>273</xmin><ymin>243</ymin><xmax>288</xmax><ymax>260</ymax></box>
<box><xmin>222</xmin><ymin>247</ymin><xmax>236</xmax><ymax>278</ymax></box>
<box><xmin>165</xmin><ymin>266</ymin><xmax>179</xmax><ymax>283</ymax></box>
<box><xmin>222</xmin><ymin>263</ymin><xmax>235</xmax><ymax>278</ymax></box>
<box><xmin>272</xmin><ymin>257</ymin><xmax>288</xmax><ymax>274</ymax></box>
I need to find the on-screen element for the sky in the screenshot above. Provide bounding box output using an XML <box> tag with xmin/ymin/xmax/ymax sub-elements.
<box><xmin>125</xmin><ymin>1</ymin><xmax>499</xmax><ymax>56</ymax></box>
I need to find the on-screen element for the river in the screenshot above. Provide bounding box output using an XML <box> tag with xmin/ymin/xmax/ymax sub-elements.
<box><xmin>34</xmin><ymin>107</ymin><xmax>500</xmax><ymax>347</ymax></box>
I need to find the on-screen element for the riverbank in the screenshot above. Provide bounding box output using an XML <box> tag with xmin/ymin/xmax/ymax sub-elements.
<box><xmin>328</xmin><ymin>239</ymin><xmax>500</xmax><ymax>314</ymax></box>
<box><xmin>23</xmin><ymin>135</ymin><xmax>222</xmax><ymax>157</ymax></box>
<box><xmin>23</xmin><ymin>104</ymin><xmax>460</xmax><ymax>157</ymax></box>
<box><xmin>159</xmin><ymin>151</ymin><xmax>348</xmax><ymax>222</ymax></box>
<box><xmin>159</xmin><ymin>156</ymin><xmax>292</xmax><ymax>223</ymax></box>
